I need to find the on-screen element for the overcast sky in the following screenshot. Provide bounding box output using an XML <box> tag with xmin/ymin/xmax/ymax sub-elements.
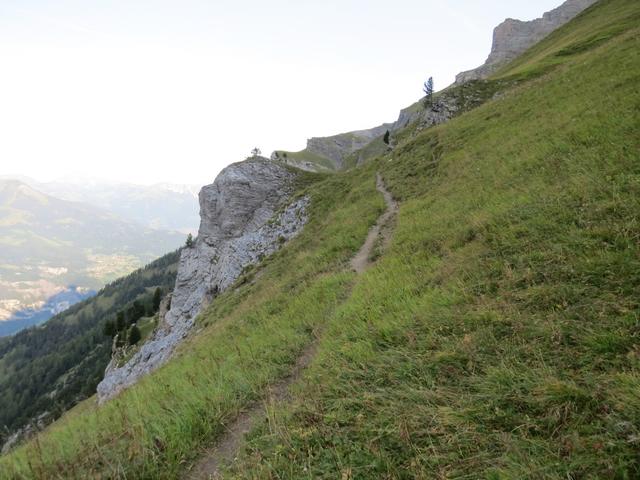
<box><xmin>0</xmin><ymin>0</ymin><xmax>562</xmax><ymax>186</ymax></box>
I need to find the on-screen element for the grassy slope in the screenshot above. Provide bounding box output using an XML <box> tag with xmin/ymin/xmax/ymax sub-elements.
<box><xmin>275</xmin><ymin>149</ymin><xmax>337</xmax><ymax>172</ymax></box>
<box><xmin>2</xmin><ymin>0</ymin><xmax>639</xmax><ymax>477</ymax></box>
<box><xmin>0</xmin><ymin>168</ymin><xmax>385</xmax><ymax>478</ymax></box>
<box><xmin>229</xmin><ymin>2</ymin><xmax>640</xmax><ymax>477</ymax></box>
<box><xmin>0</xmin><ymin>251</ymin><xmax>179</xmax><ymax>446</ymax></box>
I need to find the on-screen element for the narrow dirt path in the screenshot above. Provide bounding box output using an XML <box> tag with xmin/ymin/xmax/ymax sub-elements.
<box><xmin>185</xmin><ymin>174</ymin><xmax>397</xmax><ymax>479</ymax></box>
<box><xmin>185</xmin><ymin>340</ymin><xmax>319</xmax><ymax>479</ymax></box>
<box><xmin>350</xmin><ymin>173</ymin><xmax>398</xmax><ymax>273</ymax></box>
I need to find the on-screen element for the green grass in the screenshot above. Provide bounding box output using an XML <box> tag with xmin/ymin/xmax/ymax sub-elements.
<box><xmin>115</xmin><ymin>317</ymin><xmax>159</xmax><ymax>367</ymax></box>
<box><xmin>274</xmin><ymin>149</ymin><xmax>337</xmax><ymax>171</ymax></box>
<box><xmin>1</xmin><ymin>0</ymin><xmax>639</xmax><ymax>478</ymax></box>
<box><xmin>136</xmin><ymin>316</ymin><xmax>157</xmax><ymax>341</ymax></box>
<box><xmin>343</xmin><ymin>135</ymin><xmax>390</xmax><ymax>169</ymax></box>
<box><xmin>495</xmin><ymin>0</ymin><xmax>640</xmax><ymax>80</ymax></box>
<box><xmin>0</xmin><ymin>163</ymin><xmax>384</xmax><ymax>479</ymax></box>
<box><xmin>228</xmin><ymin>1</ymin><xmax>639</xmax><ymax>477</ymax></box>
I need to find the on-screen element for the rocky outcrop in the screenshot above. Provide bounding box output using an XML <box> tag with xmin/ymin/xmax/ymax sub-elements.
<box><xmin>391</xmin><ymin>96</ymin><xmax>459</xmax><ymax>131</ymax></box>
<box><xmin>305</xmin><ymin>124</ymin><xmax>393</xmax><ymax>170</ymax></box>
<box><xmin>1</xmin><ymin>413</ymin><xmax>49</xmax><ymax>454</ymax></box>
<box><xmin>455</xmin><ymin>0</ymin><xmax>597</xmax><ymax>84</ymax></box>
<box><xmin>271</xmin><ymin>124</ymin><xmax>393</xmax><ymax>172</ymax></box>
<box><xmin>270</xmin><ymin>0</ymin><xmax>595</xmax><ymax>173</ymax></box>
<box><xmin>96</xmin><ymin>158</ymin><xmax>309</xmax><ymax>403</ymax></box>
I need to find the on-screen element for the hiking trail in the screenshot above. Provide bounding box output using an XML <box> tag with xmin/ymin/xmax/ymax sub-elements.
<box><xmin>185</xmin><ymin>173</ymin><xmax>398</xmax><ymax>479</ymax></box>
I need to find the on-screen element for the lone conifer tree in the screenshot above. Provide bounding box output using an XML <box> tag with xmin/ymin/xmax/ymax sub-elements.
<box><xmin>103</xmin><ymin>319</ymin><xmax>116</xmax><ymax>337</ymax></box>
<box><xmin>152</xmin><ymin>287</ymin><xmax>162</xmax><ymax>312</ymax></box>
<box><xmin>185</xmin><ymin>233</ymin><xmax>194</xmax><ymax>248</ymax></box>
<box><xmin>129</xmin><ymin>324</ymin><xmax>141</xmax><ymax>345</ymax></box>
<box><xmin>131</xmin><ymin>300</ymin><xmax>145</xmax><ymax>323</ymax></box>
<box><xmin>115</xmin><ymin>311</ymin><xmax>126</xmax><ymax>331</ymax></box>
<box><xmin>251</xmin><ymin>147</ymin><xmax>261</xmax><ymax>157</ymax></box>
<box><xmin>383</xmin><ymin>130</ymin><xmax>390</xmax><ymax>145</ymax></box>
<box><xmin>423</xmin><ymin>77</ymin><xmax>434</xmax><ymax>108</ymax></box>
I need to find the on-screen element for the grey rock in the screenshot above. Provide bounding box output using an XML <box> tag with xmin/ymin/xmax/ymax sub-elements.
<box><xmin>392</xmin><ymin>96</ymin><xmax>459</xmax><ymax>131</ymax></box>
<box><xmin>271</xmin><ymin>124</ymin><xmax>394</xmax><ymax>173</ymax></box>
<box><xmin>268</xmin><ymin>1</ymin><xmax>597</xmax><ymax>175</ymax></box>
<box><xmin>97</xmin><ymin>158</ymin><xmax>309</xmax><ymax>403</ymax></box>
<box><xmin>305</xmin><ymin>124</ymin><xmax>393</xmax><ymax>170</ymax></box>
<box><xmin>455</xmin><ymin>0</ymin><xmax>597</xmax><ymax>84</ymax></box>
<box><xmin>1</xmin><ymin>412</ymin><xmax>49</xmax><ymax>455</ymax></box>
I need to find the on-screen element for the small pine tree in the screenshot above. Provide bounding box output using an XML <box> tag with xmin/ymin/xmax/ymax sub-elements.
<box><xmin>251</xmin><ymin>147</ymin><xmax>261</xmax><ymax>157</ymax></box>
<box><xmin>423</xmin><ymin>76</ymin><xmax>434</xmax><ymax>108</ymax></box>
<box><xmin>383</xmin><ymin>130</ymin><xmax>390</xmax><ymax>145</ymax></box>
<box><xmin>103</xmin><ymin>320</ymin><xmax>116</xmax><ymax>337</ymax></box>
<box><xmin>185</xmin><ymin>233</ymin><xmax>194</xmax><ymax>248</ymax></box>
<box><xmin>131</xmin><ymin>300</ymin><xmax>145</xmax><ymax>323</ymax></box>
<box><xmin>152</xmin><ymin>287</ymin><xmax>162</xmax><ymax>312</ymax></box>
<box><xmin>115</xmin><ymin>311</ymin><xmax>126</xmax><ymax>331</ymax></box>
<box><xmin>129</xmin><ymin>325</ymin><xmax>141</xmax><ymax>345</ymax></box>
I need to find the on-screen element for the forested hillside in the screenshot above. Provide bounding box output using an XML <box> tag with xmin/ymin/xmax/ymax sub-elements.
<box><xmin>0</xmin><ymin>179</ymin><xmax>185</xmax><ymax>335</ymax></box>
<box><xmin>0</xmin><ymin>250</ymin><xmax>180</xmax><ymax>448</ymax></box>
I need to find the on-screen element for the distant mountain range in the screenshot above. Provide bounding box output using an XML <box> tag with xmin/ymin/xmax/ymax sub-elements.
<box><xmin>0</xmin><ymin>179</ymin><xmax>187</xmax><ymax>335</ymax></box>
<box><xmin>4</xmin><ymin>177</ymin><xmax>201</xmax><ymax>235</ymax></box>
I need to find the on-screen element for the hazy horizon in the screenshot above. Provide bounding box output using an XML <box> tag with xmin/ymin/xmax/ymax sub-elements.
<box><xmin>0</xmin><ymin>0</ymin><xmax>562</xmax><ymax>185</ymax></box>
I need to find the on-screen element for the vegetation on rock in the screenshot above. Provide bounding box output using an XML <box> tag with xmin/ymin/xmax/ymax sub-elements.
<box><xmin>0</xmin><ymin>250</ymin><xmax>179</xmax><ymax>449</ymax></box>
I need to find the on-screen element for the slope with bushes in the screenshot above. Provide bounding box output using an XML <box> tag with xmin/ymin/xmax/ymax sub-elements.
<box><xmin>1</xmin><ymin>0</ymin><xmax>638</xmax><ymax>477</ymax></box>
<box><xmin>0</xmin><ymin>251</ymin><xmax>179</xmax><ymax>450</ymax></box>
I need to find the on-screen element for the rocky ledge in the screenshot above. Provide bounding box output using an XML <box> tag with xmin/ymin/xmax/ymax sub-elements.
<box><xmin>97</xmin><ymin>158</ymin><xmax>309</xmax><ymax>403</ymax></box>
<box><xmin>455</xmin><ymin>0</ymin><xmax>597</xmax><ymax>84</ymax></box>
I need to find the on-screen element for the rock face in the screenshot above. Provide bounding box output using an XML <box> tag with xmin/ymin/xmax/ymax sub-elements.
<box><xmin>97</xmin><ymin>158</ymin><xmax>309</xmax><ymax>402</ymax></box>
<box><xmin>305</xmin><ymin>124</ymin><xmax>393</xmax><ymax>170</ymax></box>
<box><xmin>455</xmin><ymin>0</ymin><xmax>597</xmax><ymax>84</ymax></box>
<box><xmin>270</xmin><ymin>0</ymin><xmax>596</xmax><ymax>173</ymax></box>
<box><xmin>391</xmin><ymin>96</ymin><xmax>459</xmax><ymax>132</ymax></box>
<box><xmin>270</xmin><ymin>124</ymin><xmax>394</xmax><ymax>172</ymax></box>
<box><xmin>1</xmin><ymin>413</ymin><xmax>49</xmax><ymax>455</ymax></box>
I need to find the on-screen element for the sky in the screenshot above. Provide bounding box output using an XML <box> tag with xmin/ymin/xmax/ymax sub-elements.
<box><xmin>0</xmin><ymin>0</ymin><xmax>563</xmax><ymax>186</ymax></box>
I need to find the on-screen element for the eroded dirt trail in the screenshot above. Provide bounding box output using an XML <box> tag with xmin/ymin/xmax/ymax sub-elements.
<box><xmin>185</xmin><ymin>341</ymin><xmax>318</xmax><ymax>479</ymax></box>
<box><xmin>350</xmin><ymin>173</ymin><xmax>398</xmax><ymax>273</ymax></box>
<box><xmin>185</xmin><ymin>174</ymin><xmax>397</xmax><ymax>479</ymax></box>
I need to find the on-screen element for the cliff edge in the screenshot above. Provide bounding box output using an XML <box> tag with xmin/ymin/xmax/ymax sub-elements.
<box><xmin>455</xmin><ymin>0</ymin><xmax>597</xmax><ymax>84</ymax></box>
<box><xmin>97</xmin><ymin>158</ymin><xmax>309</xmax><ymax>402</ymax></box>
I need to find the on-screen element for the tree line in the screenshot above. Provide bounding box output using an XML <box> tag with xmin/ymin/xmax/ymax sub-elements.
<box><xmin>103</xmin><ymin>287</ymin><xmax>163</xmax><ymax>346</ymax></box>
<box><xmin>0</xmin><ymin>250</ymin><xmax>180</xmax><ymax>445</ymax></box>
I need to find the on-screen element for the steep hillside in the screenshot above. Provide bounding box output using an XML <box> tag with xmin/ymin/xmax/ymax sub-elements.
<box><xmin>455</xmin><ymin>0</ymin><xmax>598</xmax><ymax>83</ymax></box>
<box><xmin>97</xmin><ymin>158</ymin><xmax>310</xmax><ymax>402</ymax></box>
<box><xmin>0</xmin><ymin>180</ymin><xmax>184</xmax><ymax>334</ymax></box>
<box><xmin>272</xmin><ymin>0</ymin><xmax>599</xmax><ymax>174</ymax></box>
<box><xmin>1</xmin><ymin>0</ymin><xmax>638</xmax><ymax>478</ymax></box>
<box><xmin>0</xmin><ymin>250</ymin><xmax>179</xmax><ymax>451</ymax></box>
<box><xmin>273</xmin><ymin>124</ymin><xmax>392</xmax><ymax>172</ymax></box>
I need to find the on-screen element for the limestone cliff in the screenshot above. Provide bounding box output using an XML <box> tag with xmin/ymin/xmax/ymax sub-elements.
<box><xmin>455</xmin><ymin>0</ymin><xmax>597</xmax><ymax>84</ymax></box>
<box><xmin>97</xmin><ymin>158</ymin><xmax>309</xmax><ymax>402</ymax></box>
<box><xmin>271</xmin><ymin>123</ymin><xmax>393</xmax><ymax>172</ymax></box>
<box><xmin>305</xmin><ymin>124</ymin><xmax>393</xmax><ymax>170</ymax></box>
<box><xmin>269</xmin><ymin>0</ymin><xmax>597</xmax><ymax>173</ymax></box>
<box><xmin>391</xmin><ymin>96</ymin><xmax>459</xmax><ymax>132</ymax></box>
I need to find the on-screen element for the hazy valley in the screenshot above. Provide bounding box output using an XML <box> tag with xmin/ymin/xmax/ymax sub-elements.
<box><xmin>0</xmin><ymin>179</ymin><xmax>190</xmax><ymax>335</ymax></box>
